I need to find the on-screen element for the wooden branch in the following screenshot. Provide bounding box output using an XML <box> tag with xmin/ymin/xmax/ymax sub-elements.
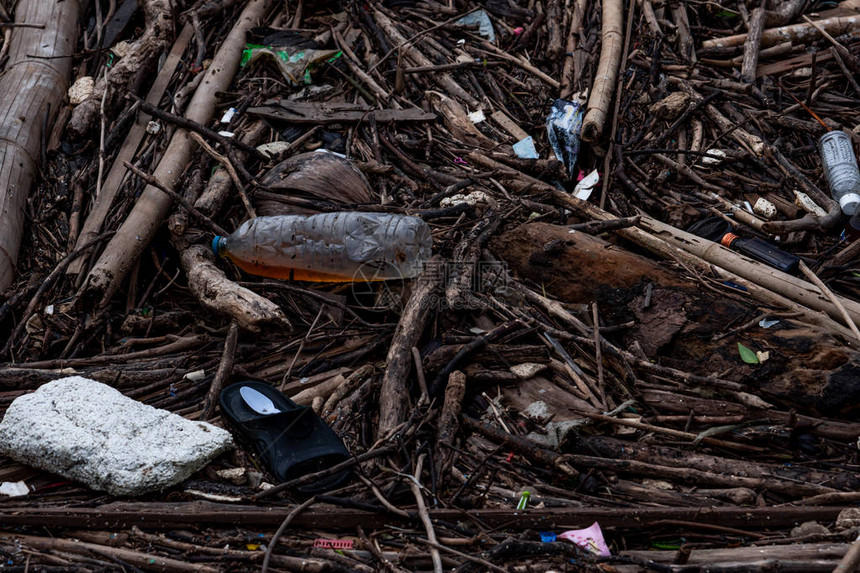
<box><xmin>372</xmin><ymin>9</ymin><xmax>480</xmax><ymax>109</ymax></box>
<box><xmin>639</xmin><ymin>216</ymin><xmax>860</xmax><ymax>328</ymax></box>
<box><xmin>200</xmin><ymin>320</ymin><xmax>238</xmax><ymax>420</ymax></box>
<box><xmin>1</xmin><ymin>533</ymin><xmax>219</xmax><ymax>573</ymax></box>
<box><xmin>702</xmin><ymin>14</ymin><xmax>860</xmax><ymax>50</ymax></box>
<box><xmin>582</xmin><ymin>0</ymin><xmax>623</xmax><ymax>142</ymax></box>
<box><xmin>798</xmin><ymin>261</ymin><xmax>860</xmax><ymax>341</ymax></box>
<box><xmin>179</xmin><ymin>245</ymin><xmax>290</xmax><ymax>332</ymax></box>
<box><xmin>410</xmin><ymin>454</ymin><xmax>443</xmax><ymax>573</ymax></box>
<box><xmin>834</xmin><ymin>535</ymin><xmax>860</xmax><ymax>573</ymax></box>
<box><xmin>67</xmin><ymin>0</ymin><xmax>173</xmax><ymax>137</ymax></box>
<box><xmin>741</xmin><ymin>6</ymin><xmax>766</xmax><ymax>83</ymax></box>
<box><xmin>0</xmin><ymin>0</ymin><xmax>81</xmax><ymax>292</ymax></box>
<box><xmin>123</xmin><ymin>161</ymin><xmax>228</xmax><ymax>236</ymax></box>
<box><xmin>377</xmin><ymin>259</ymin><xmax>442</xmax><ymax>440</ymax></box>
<box><xmin>434</xmin><ymin>370</ymin><xmax>466</xmax><ymax>475</ymax></box>
<box><xmin>669</xmin><ymin>0</ymin><xmax>696</xmax><ymax>62</ymax></box>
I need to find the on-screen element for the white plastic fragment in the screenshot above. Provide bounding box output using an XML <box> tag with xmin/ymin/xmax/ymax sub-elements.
<box><xmin>468</xmin><ymin>110</ymin><xmax>486</xmax><ymax>124</ymax></box>
<box><xmin>68</xmin><ymin>76</ymin><xmax>94</xmax><ymax>105</ymax></box>
<box><xmin>44</xmin><ymin>305</ymin><xmax>54</xmax><ymax>315</ymax></box>
<box><xmin>512</xmin><ymin>136</ymin><xmax>539</xmax><ymax>159</ymax></box>
<box><xmin>753</xmin><ymin>197</ymin><xmax>777</xmax><ymax>219</ymax></box>
<box><xmin>440</xmin><ymin>190</ymin><xmax>493</xmax><ymax>207</ymax></box>
<box><xmin>759</xmin><ymin>318</ymin><xmax>779</xmax><ymax>328</ymax></box>
<box><xmin>218</xmin><ymin>131</ymin><xmax>235</xmax><ymax>138</ymax></box>
<box><xmin>257</xmin><ymin>141</ymin><xmax>293</xmax><ymax>158</ymax></box>
<box><xmin>221</xmin><ymin>107</ymin><xmax>237</xmax><ymax>124</ymax></box>
<box><xmin>146</xmin><ymin>121</ymin><xmax>161</xmax><ymax>135</ymax></box>
<box><xmin>756</xmin><ymin>350</ymin><xmax>770</xmax><ymax>363</ymax></box>
<box><xmin>794</xmin><ymin>190</ymin><xmax>828</xmax><ymax>216</ymax></box>
<box><xmin>184</xmin><ymin>369</ymin><xmax>206</xmax><ymax>381</ymax></box>
<box><xmin>0</xmin><ymin>481</ymin><xmax>28</xmax><ymax>497</ymax></box>
<box><xmin>455</xmin><ymin>10</ymin><xmax>495</xmax><ymax>41</ymax></box>
<box><xmin>573</xmin><ymin>169</ymin><xmax>600</xmax><ymax>201</ymax></box>
<box><xmin>702</xmin><ymin>149</ymin><xmax>726</xmax><ymax>166</ymax></box>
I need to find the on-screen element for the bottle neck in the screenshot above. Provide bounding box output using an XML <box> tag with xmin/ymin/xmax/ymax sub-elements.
<box><xmin>720</xmin><ymin>232</ymin><xmax>740</xmax><ymax>249</ymax></box>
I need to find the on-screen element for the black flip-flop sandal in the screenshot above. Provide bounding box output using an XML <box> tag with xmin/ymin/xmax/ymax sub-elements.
<box><xmin>219</xmin><ymin>381</ymin><xmax>352</xmax><ymax>494</ymax></box>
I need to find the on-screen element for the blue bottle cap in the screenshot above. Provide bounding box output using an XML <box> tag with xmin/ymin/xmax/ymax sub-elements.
<box><xmin>212</xmin><ymin>236</ymin><xmax>223</xmax><ymax>257</ymax></box>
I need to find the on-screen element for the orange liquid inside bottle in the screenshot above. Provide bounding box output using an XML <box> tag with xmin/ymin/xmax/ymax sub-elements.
<box><xmin>226</xmin><ymin>255</ymin><xmax>384</xmax><ymax>282</ymax></box>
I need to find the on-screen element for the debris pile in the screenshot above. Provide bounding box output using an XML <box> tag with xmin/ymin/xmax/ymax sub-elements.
<box><xmin>1</xmin><ymin>0</ymin><xmax>860</xmax><ymax>570</ymax></box>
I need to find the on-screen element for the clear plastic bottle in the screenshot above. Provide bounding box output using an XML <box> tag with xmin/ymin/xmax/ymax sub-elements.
<box><xmin>212</xmin><ymin>212</ymin><xmax>432</xmax><ymax>282</ymax></box>
<box><xmin>818</xmin><ymin>131</ymin><xmax>860</xmax><ymax>216</ymax></box>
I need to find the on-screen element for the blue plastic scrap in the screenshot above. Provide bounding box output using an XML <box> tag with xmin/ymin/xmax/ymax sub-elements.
<box><xmin>455</xmin><ymin>10</ymin><xmax>495</xmax><ymax>41</ymax></box>
<box><xmin>513</xmin><ymin>136</ymin><xmax>539</xmax><ymax>159</ymax></box>
<box><xmin>546</xmin><ymin>99</ymin><xmax>584</xmax><ymax>178</ymax></box>
<box><xmin>540</xmin><ymin>532</ymin><xmax>557</xmax><ymax>543</ymax></box>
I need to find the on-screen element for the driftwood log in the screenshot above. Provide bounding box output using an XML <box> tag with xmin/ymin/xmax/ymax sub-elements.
<box><xmin>0</xmin><ymin>0</ymin><xmax>81</xmax><ymax>292</ymax></box>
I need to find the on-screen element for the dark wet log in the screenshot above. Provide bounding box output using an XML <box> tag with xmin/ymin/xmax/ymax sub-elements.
<box><xmin>0</xmin><ymin>501</ymin><xmax>850</xmax><ymax>531</ymax></box>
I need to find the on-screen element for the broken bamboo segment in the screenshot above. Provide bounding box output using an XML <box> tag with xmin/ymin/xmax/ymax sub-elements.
<box><xmin>581</xmin><ymin>0</ymin><xmax>623</xmax><ymax>142</ymax></box>
<box><xmin>80</xmin><ymin>0</ymin><xmax>276</xmax><ymax>307</ymax></box>
<box><xmin>0</xmin><ymin>0</ymin><xmax>82</xmax><ymax>292</ymax></box>
<box><xmin>702</xmin><ymin>14</ymin><xmax>860</xmax><ymax>50</ymax></box>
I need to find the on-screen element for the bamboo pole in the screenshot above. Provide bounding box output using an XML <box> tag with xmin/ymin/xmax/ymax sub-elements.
<box><xmin>0</xmin><ymin>0</ymin><xmax>82</xmax><ymax>292</ymax></box>
<box><xmin>81</xmin><ymin>0</ymin><xmax>276</xmax><ymax>306</ymax></box>
<box><xmin>582</xmin><ymin>0</ymin><xmax>624</xmax><ymax>142</ymax></box>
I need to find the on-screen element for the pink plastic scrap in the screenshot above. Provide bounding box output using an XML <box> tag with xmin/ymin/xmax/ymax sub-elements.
<box><xmin>558</xmin><ymin>522</ymin><xmax>611</xmax><ymax>556</ymax></box>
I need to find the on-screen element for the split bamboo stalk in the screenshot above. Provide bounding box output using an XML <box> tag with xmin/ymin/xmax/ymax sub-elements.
<box><xmin>81</xmin><ymin>0</ymin><xmax>276</xmax><ymax>306</ymax></box>
<box><xmin>560</xmin><ymin>0</ymin><xmax>589</xmax><ymax>98</ymax></box>
<box><xmin>702</xmin><ymin>14</ymin><xmax>860</xmax><ymax>50</ymax></box>
<box><xmin>0</xmin><ymin>0</ymin><xmax>82</xmax><ymax>292</ymax></box>
<box><xmin>582</xmin><ymin>0</ymin><xmax>624</xmax><ymax>142</ymax></box>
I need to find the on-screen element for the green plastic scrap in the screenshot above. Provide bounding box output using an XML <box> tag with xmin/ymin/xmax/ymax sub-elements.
<box><xmin>241</xmin><ymin>44</ymin><xmax>342</xmax><ymax>85</ymax></box>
